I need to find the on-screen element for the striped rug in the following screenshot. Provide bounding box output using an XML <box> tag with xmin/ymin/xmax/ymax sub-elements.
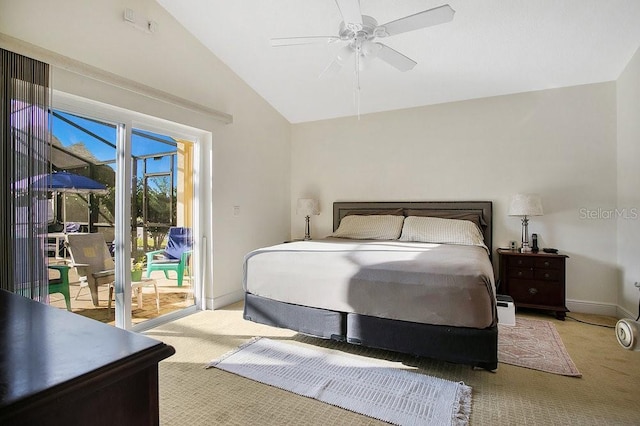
<box><xmin>207</xmin><ymin>337</ymin><xmax>471</xmax><ymax>426</ymax></box>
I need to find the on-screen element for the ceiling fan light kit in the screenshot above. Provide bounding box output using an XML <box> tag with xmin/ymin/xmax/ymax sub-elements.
<box><xmin>271</xmin><ymin>1</ymin><xmax>455</xmax><ymax>116</ymax></box>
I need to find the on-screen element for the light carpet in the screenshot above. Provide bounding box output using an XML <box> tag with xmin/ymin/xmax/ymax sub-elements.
<box><xmin>499</xmin><ymin>317</ymin><xmax>582</xmax><ymax>377</ymax></box>
<box><xmin>207</xmin><ymin>337</ymin><xmax>472</xmax><ymax>426</ymax></box>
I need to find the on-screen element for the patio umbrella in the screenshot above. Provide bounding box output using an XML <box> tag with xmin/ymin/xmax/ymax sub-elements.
<box><xmin>13</xmin><ymin>171</ymin><xmax>108</xmax><ymax>231</ymax></box>
<box><xmin>13</xmin><ymin>171</ymin><xmax>108</xmax><ymax>193</ymax></box>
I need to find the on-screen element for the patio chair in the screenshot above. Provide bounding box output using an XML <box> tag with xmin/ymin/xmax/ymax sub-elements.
<box><xmin>145</xmin><ymin>227</ymin><xmax>192</xmax><ymax>287</ymax></box>
<box><xmin>65</xmin><ymin>233</ymin><xmax>115</xmax><ymax>306</ymax></box>
<box><xmin>48</xmin><ymin>264</ymin><xmax>72</xmax><ymax>311</ymax></box>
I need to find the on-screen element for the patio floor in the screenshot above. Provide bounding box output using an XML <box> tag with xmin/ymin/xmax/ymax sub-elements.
<box><xmin>48</xmin><ymin>268</ymin><xmax>194</xmax><ymax>326</ymax></box>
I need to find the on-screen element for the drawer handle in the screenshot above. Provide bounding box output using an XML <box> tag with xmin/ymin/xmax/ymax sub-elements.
<box><xmin>544</xmin><ymin>273</ymin><xmax>550</xmax><ymax>279</ymax></box>
<box><xmin>544</xmin><ymin>261</ymin><xmax>550</xmax><ymax>267</ymax></box>
<box><xmin>528</xmin><ymin>287</ymin><xmax>538</xmax><ymax>295</ymax></box>
<box><xmin>517</xmin><ymin>260</ymin><xmax>524</xmax><ymax>265</ymax></box>
<box><xmin>518</xmin><ymin>271</ymin><xmax>523</xmax><ymax>276</ymax></box>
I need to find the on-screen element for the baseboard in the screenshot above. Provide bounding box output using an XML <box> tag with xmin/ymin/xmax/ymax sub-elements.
<box><xmin>616</xmin><ymin>304</ymin><xmax>637</xmax><ymax>320</ymax></box>
<box><xmin>206</xmin><ymin>289</ymin><xmax>244</xmax><ymax>310</ymax></box>
<box><xmin>566</xmin><ymin>299</ymin><xmax>618</xmax><ymax>317</ymax></box>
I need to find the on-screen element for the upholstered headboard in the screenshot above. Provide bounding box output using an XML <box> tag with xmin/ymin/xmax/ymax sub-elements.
<box><xmin>333</xmin><ymin>201</ymin><xmax>493</xmax><ymax>254</ymax></box>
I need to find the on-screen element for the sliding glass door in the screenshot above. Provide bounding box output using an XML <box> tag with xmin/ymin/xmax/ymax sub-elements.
<box><xmin>130</xmin><ymin>128</ymin><xmax>195</xmax><ymax>326</ymax></box>
<box><xmin>48</xmin><ymin>100</ymin><xmax>199</xmax><ymax>329</ymax></box>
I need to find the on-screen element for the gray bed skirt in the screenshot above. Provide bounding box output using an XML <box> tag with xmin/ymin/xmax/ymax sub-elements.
<box><xmin>243</xmin><ymin>292</ymin><xmax>346</xmax><ymax>340</ymax></box>
<box><xmin>244</xmin><ymin>293</ymin><xmax>498</xmax><ymax>370</ymax></box>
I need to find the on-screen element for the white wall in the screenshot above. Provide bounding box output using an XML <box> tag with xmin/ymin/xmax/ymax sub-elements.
<box><xmin>0</xmin><ymin>0</ymin><xmax>291</xmax><ymax>308</ymax></box>
<box><xmin>2</xmin><ymin>0</ymin><xmax>633</xmax><ymax>315</ymax></box>
<box><xmin>292</xmin><ymin>83</ymin><xmax>619</xmax><ymax>312</ymax></box>
<box><xmin>617</xmin><ymin>46</ymin><xmax>640</xmax><ymax>318</ymax></box>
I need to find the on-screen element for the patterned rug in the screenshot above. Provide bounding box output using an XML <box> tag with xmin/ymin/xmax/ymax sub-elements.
<box><xmin>207</xmin><ymin>337</ymin><xmax>472</xmax><ymax>426</ymax></box>
<box><xmin>499</xmin><ymin>318</ymin><xmax>581</xmax><ymax>377</ymax></box>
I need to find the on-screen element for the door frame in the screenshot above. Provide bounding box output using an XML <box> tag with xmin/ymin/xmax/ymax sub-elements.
<box><xmin>52</xmin><ymin>90</ymin><xmax>210</xmax><ymax>330</ymax></box>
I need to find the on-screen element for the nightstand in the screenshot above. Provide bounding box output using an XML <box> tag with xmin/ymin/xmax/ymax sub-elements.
<box><xmin>497</xmin><ymin>248</ymin><xmax>569</xmax><ymax>320</ymax></box>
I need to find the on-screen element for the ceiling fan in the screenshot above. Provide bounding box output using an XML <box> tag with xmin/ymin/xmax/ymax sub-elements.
<box><xmin>271</xmin><ymin>1</ymin><xmax>456</xmax><ymax>76</ymax></box>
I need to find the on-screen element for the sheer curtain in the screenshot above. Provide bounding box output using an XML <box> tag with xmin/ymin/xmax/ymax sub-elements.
<box><xmin>0</xmin><ymin>48</ymin><xmax>50</xmax><ymax>300</ymax></box>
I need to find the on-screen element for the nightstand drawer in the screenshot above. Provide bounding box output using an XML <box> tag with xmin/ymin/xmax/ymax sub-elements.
<box><xmin>509</xmin><ymin>280</ymin><xmax>562</xmax><ymax>305</ymax></box>
<box><xmin>508</xmin><ymin>268</ymin><xmax>534</xmax><ymax>279</ymax></box>
<box><xmin>534</xmin><ymin>269</ymin><xmax>561</xmax><ymax>281</ymax></box>
<box><xmin>534</xmin><ymin>258</ymin><xmax>563</xmax><ymax>270</ymax></box>
<box><xmin>511</xmin><ymin>257</ymin><xmax>534</xmax><ymax>268</ymax></box>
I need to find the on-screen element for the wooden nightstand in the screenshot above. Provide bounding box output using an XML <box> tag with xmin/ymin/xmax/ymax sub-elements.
<box><xmin>497</xmin><ymin>248</ymin><xmax>569</xmax><ymax>320</ymax></box>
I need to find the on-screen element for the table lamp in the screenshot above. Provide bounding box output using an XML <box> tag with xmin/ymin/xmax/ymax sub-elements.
<box><xmin>508</xmin><ymin>194</ymin><xmax>543</xmax><ymax>253</ymax></box>
<box><xmin>297</xmin><ymin>198</ymin><xmax>320</xmax><ymax>240</ymax></box>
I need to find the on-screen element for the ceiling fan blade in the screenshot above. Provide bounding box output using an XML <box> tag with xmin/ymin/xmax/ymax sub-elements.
<box><xmin>377</xmin><ymin>4</ymin><xmax>455</xmax><ymax>37</ymax></box>
<box><xmin>335</xmin><ymin>0</ymin><xmax>362</xmax><ymax>29</ymax></box>
<box><xmin>375</xmin><ymin>43</ymin><xmax>417</xmax><ymax>72</ymax></box>
<box><xmin>271</xmin><ymin>36</ymin><xmax>340</xmax><ymax>47</ymax></box>
<box><xmin>319</xmin><ymin>45</ymin><xmax>354</xmax><ymax>78</ymax></box>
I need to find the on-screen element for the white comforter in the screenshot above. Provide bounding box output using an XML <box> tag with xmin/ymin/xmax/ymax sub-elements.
<box><xmin>244</xmin><ymin>238</ymin><xmax>496</xmax><ymax>328</ymax></box>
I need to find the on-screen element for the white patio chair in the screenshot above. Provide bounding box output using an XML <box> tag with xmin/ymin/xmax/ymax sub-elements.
<box><xmin>65</xmin><ymin>233</ymin><xmax>114</xmax><ymax>307</ymax></box>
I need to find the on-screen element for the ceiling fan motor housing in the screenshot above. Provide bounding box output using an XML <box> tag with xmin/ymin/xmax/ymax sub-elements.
<box><xmin>339</xmin><ymin>15</ymin><xmax>380</xmax><ymax>42</ymax></box>
<box><xmin>616</xmin><ymin>319</ymin><xmax>640</xmax><ymax>351</ymax></box>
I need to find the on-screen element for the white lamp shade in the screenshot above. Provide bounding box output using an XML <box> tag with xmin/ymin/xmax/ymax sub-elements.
<box><xmin>297</xmin><ymin>198</ymin><xmax>320</xmax><ymax>216</ymax></box>
<box><xmin>508</xmin><ymin>194</ymin><xmax>543</xmax><ymax>216</ymax></box>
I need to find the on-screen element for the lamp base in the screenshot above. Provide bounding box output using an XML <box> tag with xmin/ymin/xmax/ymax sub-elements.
<box><xmin>303</xmin><ymin>215</ymin><xmax>311</xmax><ymax>240</ymax></box>
<box><xmin>520</xmin><ymin>216</ymin><xmax>531</xmax><ymax>253</ymax></box>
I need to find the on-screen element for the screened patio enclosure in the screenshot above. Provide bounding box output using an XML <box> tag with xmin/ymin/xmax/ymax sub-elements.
<box><xmin>48</xmin><ymin>109</ymin><xmax>192</xmax><ymax>259</ymax></box>
<box><xmin>42</xmin><ymin>108</ymin><xmax>196</xmax><ymax>327</ymax></box>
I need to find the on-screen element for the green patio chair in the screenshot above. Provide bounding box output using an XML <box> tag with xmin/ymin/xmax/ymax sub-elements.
<box><xmin>145</xmin><ymin>227</ymin><xmax>192</xmax><ymax>287</ymax></box>
<box><xmin>48</xmin><ymin>264</ymin><xmax>71</xmax><ymax>311</ymax></box>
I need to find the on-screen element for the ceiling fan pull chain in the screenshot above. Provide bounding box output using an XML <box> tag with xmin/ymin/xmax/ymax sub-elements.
<box><xmin>355</xmin><ymin>41</ymin><xmax>361</xmax><ymax>119</ymax></box>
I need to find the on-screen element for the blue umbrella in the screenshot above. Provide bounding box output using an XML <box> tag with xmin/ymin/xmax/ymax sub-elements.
<box><xmin>13</xmin><ymin>172</ymin><xmax>108</xmax><ymax>232</ymax></box>
<box><xmin>13</xmin><ymin>171</ymin><xmax>108</xmax><ymax>194</ymax></box>
<box><xmin>48</xmin><ymin>171</ymin><xmax>108</xmax><ymax>193</ymax></box>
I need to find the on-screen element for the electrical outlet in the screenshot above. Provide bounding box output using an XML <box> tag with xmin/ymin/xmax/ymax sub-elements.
<box><xmin>635</xmin><ymin>282</ymin><xmax>640</xmax><ymax>289</ymax></box>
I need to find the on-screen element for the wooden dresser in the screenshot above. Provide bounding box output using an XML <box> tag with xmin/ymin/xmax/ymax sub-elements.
<box><xmin>0</xmin><ymin>289</ymin><xmax>175</xmax><ymax>425</ymax></box>
<box><xmin>497</xmin><ymin>249</ymin><xmax>569</xmax><ymax>320</ymax></box>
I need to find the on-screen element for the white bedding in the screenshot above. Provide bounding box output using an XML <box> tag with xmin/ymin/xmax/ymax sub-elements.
<box><xmin>244</xmin><ymin>238</ymin><xmax>496</xmax><ymax>328</ymax></box>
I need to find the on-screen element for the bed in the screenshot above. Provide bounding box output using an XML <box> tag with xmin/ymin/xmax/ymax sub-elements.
<box><xmin>243</xmin><ymin>201</ymin><xmax>498</xmax><ymax>370</ymax></box>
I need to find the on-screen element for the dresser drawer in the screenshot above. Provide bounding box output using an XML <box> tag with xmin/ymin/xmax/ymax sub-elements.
<box><xmin>508</xmin><ymin>268</ymin><xmax>534</xmax><ymax>279</ymax></box>
<box><xmin>534</xmin><ymin>258</ymin><xmax>563</xmax><ymax>270</ymax></box>
<box><xmin>534</xmin><ymin>269</ymin><xmax>561</xmax><ymax>281</ymax></box>
<box><xmin>509</xmin><ymin>279</ymin><xmax>563</xmax><ymax>306</ymax></box>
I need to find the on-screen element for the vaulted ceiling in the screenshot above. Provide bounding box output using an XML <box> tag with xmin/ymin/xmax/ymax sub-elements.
<box><xmin>156</xmin><ymin>0</ymin><xmax>640</xmax><ymax>123</ymax></box>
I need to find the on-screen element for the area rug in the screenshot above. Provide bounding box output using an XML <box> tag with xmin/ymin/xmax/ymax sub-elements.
<box><xmin>207</xmin><ymin>337</ymin><xmax>472</xmax><ymax>426</ymax></box>
<box><xmin>499</xmin><ymin>318</ymin><xmax>581</xmax><ymax>377</ymax></box>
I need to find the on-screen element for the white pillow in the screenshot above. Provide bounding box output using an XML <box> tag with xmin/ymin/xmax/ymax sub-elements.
<box><xmin>332</xmin><ymin>215</ymin><xmax>404</xmax><ymax>240</ymax></box>
<box><xmin>399</xmin><ymin>216</ymin><xmax>485</xmax><ymax>246</ymax></box>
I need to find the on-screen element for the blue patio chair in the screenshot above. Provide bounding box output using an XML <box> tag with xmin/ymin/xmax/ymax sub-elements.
<box><xmin>145</xmin><ymin>227</ymin><xmax>192</xmax><ymax>287</ymax></box>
